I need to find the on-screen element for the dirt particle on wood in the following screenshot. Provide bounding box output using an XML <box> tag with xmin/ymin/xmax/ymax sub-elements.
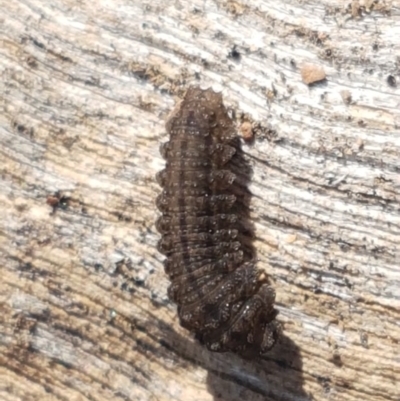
<box><xmin>301</xmin><ymin>63</ymin><xmax>326</xmax><ymax>85</ymax></box>
<box><xmin>26</xmin><ymin>56</ymin><xmax>38</xmax><ymax>68</ymax></box>
<box><xmin>46</xmin><ymin>192</ymin><xmax>70</xmax><ymax>213</ymax></box>
<box><xmin>387</xmin><ymin>75</ymin><xmax>397</xmax><ymax>87</ymax></box>
<box><xmin>340</xmin><ymin>90</ymin><xmax>352</xmax><ymax>104</ymax></box>
<box><xmin>239</xmin><ymin>121</ymin><xmax>254</xmax><ymax>142</ymax></box>
<box><xmin>228</xmin><ymin>45</ymin><xmax>241</xmax><ymax>61</ymax></box>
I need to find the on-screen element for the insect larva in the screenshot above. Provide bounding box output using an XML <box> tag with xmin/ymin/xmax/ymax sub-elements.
<box><xmin>156</xmin><ymin>87</ymin><xmax>280</xmax><ymax>357</ymax></box>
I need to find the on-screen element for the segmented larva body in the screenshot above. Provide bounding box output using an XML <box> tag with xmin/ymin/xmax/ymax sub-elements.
<box><xmin>156</xmin><ymin>87</ymin><xmax>280</xmax><ymax>357</ymax></box>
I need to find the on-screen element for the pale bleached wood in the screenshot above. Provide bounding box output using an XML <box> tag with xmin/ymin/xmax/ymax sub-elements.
<box><xmin>1</xmin><ymin>1</ymin><xmax>399</xmax><ymax>401</ymax></box>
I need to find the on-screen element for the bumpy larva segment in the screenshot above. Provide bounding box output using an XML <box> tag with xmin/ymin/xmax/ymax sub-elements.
<box><xmin>156</xmin><ymin>86</ymin><xmax>280</xmax><ymax>357</ymax></box>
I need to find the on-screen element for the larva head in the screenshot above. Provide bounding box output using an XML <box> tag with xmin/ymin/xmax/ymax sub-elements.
<box><xmin>166</xmin><ymin>87</ymin><xmax>235</xmax><ymax>142</ymax></box>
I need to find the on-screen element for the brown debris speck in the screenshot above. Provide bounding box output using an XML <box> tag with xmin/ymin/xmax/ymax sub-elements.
<box><xmin>240</xmin><ymin>121</ymin><xmax>254</xmax><ymax>142</ymax></box>
<box><xmin>340</xmin><ymin>90</ymin><xmax>352</xmax><ymax>105</ymax></box>
<box><xmin>301</xmin><ymin>63</ymin><xmax>326</xmax><ymax>85</ymax></box>
<box><xmin>46</xmin><ymin>191</ymin><xmax>70</xmax><ymax>213</ymax></box>
<box><xmin>26</xmin><ymin>56</ymin><xmax>38</xmax><ymax>68</ymax></box>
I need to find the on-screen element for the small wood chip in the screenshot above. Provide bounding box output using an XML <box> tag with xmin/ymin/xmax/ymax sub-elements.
<box><xmin>240</xmin><ymin>121</ymin><xmax>254</xmax><ymax>141</ymax></box>
<box><xmin>301</xmin><ymin>63</ymin><xmax>326</xmax><ymax>85</ymax></box>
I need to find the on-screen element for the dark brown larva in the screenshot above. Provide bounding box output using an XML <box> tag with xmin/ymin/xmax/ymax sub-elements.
<box><xmin>156</xmin><ymin>87</ymin><xmax>280</xmax><ymax>357</ymax></box>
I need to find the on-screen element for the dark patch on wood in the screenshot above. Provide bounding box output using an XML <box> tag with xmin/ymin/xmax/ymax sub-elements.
<box><xmin>228</xmin><ymin>45</ymin><xmax>241</xmax><ymax>61</ymax></box>
<box><xmin>387</xmin><ymin>74</ymin><xmax>397</xmax><ymax>87</ymax></box>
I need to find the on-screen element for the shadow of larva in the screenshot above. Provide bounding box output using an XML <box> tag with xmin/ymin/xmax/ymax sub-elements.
<box><xmin>156</xmin><ymin>87</ymin><xmax>280</xmax><ymax>358</ymax></box>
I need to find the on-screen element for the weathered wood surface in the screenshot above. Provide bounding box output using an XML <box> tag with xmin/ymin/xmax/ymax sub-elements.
<box><xmin>1</xmin><ymin>1</ymin><xmax>399</xmax><ymax>400</ymax></box>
